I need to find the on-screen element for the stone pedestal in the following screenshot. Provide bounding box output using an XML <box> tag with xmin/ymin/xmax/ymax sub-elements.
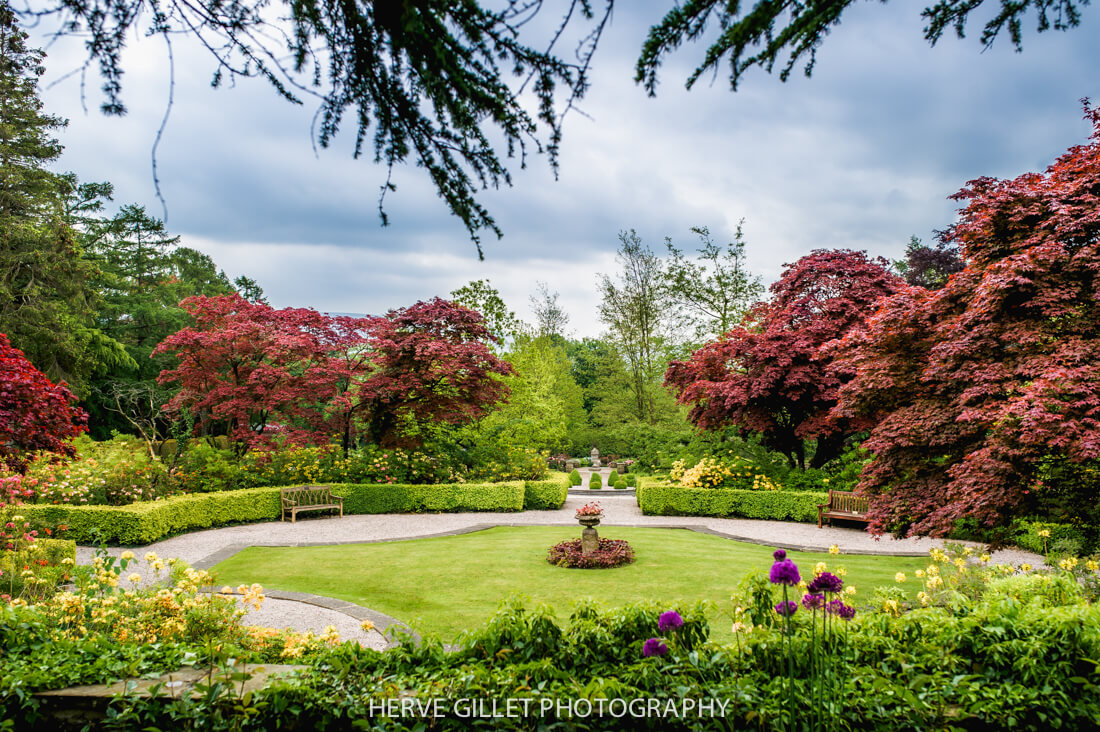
<box><xmin>581</xmin><ymin>527</ymin><xmax>599</xmax><ymax>554</ymax></box>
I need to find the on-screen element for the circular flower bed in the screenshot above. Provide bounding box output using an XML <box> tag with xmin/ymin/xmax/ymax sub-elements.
<box><xmin>547</xmin><ymin>538</ymin><xmax>635</xmax><ymax>569</ymax></box>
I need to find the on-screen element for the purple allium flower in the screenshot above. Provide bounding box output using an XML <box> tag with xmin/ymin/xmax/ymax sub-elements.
<box><xmin>658</xmin><ymin>610</ymin><xmax>684</xmax><ymax>633</ymax></box>
<box><xmin>773</xmin><ymin>548</ymin><xmax>787</xmax><ymax>561</ymax></box>
<box><xmin>642</xmin><ymin>638</ymin><xmax>669</xmax><ymax>657</ymax></box>
<box><xmin>769</xmin><ymin>558</ymin><xmax>801</xmax><ymax>586</ymax></box>
<box><xmin>825</xmin><ymin>600</ymin><xmax>856</xmax><ymax>620</ymax></box>
<box><xmin>774</xmin><ymin>600</ymin><xmax>798</xmax><ymax>617</ymax></box>
<box><xmin>801</xmin><ymin>592</ymin><xmax>825</xmax><ymax>610</ymax></box>
<box><xmin>807</xmin><ymin>572</ymin><xmax>844</xmax><ymax>594</ymax></box>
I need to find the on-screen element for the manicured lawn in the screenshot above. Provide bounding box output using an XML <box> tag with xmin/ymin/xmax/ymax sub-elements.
<box><xmin>212</xmin><ymin>526</ymin><xmax>930</xmax><ymax>643</ymax></box>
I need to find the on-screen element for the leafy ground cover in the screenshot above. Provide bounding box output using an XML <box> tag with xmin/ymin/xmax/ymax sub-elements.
<box><xmin>212</xmin><ymin>526</ymin><xmax>930</xmax><ymax>643</ymax></box>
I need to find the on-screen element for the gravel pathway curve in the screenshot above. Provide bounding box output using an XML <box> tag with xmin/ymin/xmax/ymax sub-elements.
<box><xmin>75</xmin><ymin>492</ymin><xmax>1043</xmax><ymax>645</ymax></box>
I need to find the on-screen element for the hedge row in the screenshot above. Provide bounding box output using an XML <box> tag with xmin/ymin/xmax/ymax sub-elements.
<box><xmin>637</xmin><ymin>483</ymin><xmax>828</xmax><ymax>522</ymax></box>
<box><xmin>522</xmin><ymin>474</ymin><xmax>570</xmax><ymax>510</ymax></box>
<box><xmin>14</xmin><ymin>481</ymin><xmax>529</xmax><ymax>546</ymax></box>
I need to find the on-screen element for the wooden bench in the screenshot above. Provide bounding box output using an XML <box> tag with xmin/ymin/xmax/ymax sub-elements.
<box><xmin>817</xmin><ymin>490</ymin><xmax>870</xmax><ymax>528</ymax></box>
<box><xmin>280</xmin><ymin>485</ymin><xmax>343</xmax><ymax>523</ymax></box>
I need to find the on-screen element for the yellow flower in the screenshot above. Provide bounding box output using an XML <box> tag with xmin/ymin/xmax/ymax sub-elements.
<box><xmin>953</xmin><ymin>558</ymin><xmax>967</xmax><ymax>570</ymax></box>
<box><xmin>915</xmin><ymin>569</ymin><xmax>925</xmax><ymax>578</ymax></box>
<box><xmin>1037</xmin><ymin>529</ymin><xmax>1051</xmax><ymax>539</ymax></box>
<box><xmin>844</xmin><ymin>586</ymin><xmax>856</xmax><ymax>596</ymax></box>
<box><xmin>894</xmin><ymin>572</ymin><xmax>906</xmax><ymax>583</ymax></box>
<box><xmin>1085</xmin><ymin>560</ymin><xmax>1099</xmax><ymax>572</ymax></box>
<box><xmin>828</xmin><ymin>544</ymin><xmax>840</xmax><ymax>555</ymax></box>
<box><xmin>360</xmin><ymin>620</ymin><xmax>375</xmax><ymax>633</ymax></box>
<box><xmin>835</xmin><ymin>567</ymin><xmax>847</xmax><ymax>578</ymax></box>
<box><xmin>1058</xmin><ymin>557</ymin><xmax>1078</xmax><ymax>571</ymax></box>
<box><xmin>120</xmin><ymin>551</ymin><xmax>135</xmax><ymax>561</ymax></box>
<box><xmin>916</xmin><ymin>591</ymin><xmax>930</xmax><ymax>606</ymax></box>
<box><xmin>127</xmin><ymin>573</ymin><xmax>142</xmax><ymax>584</ymax></box>
<box><xmin>144</xmin><ymin>552</ymin><xmax>159</xmax><ymax>563</ymax></box>
<box><xmin>814</xmin><ymin>561</ymin><xmax>828</xmax><ymax>576</ymax></box>
<box><xmin>979</xmin><ymin>553</ymin><xmax>991</xmax><ymax>563</ymax></box>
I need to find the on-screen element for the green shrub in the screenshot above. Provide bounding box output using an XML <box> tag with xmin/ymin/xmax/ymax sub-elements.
<box><xmin>588</xmin><ymin>472</ymin><xmax>602</xmax><ymax>490</ymax></box>
<box><xmin>13</xmin><ymin>482</ymin><xmax>526</xmax><ymax>545</ymax></box>
<box><xmin>607</xmin><ymin>470</ymin><xmax>619</xmax><ymax>487</ymax></box>
<box><xmin>1013</xmin><ymin>520</ymin><xmax>1090</xmax><ymax>555</ymax></box>
<box><xmin>523</xmin><ymin>475</ymin><xmax>569</xmax><ymax>510</ymax></box>
<box><xmin>637</xmin><ymin>483</ymin><xmax>827</xmax><ymax>522</ymax></box>
<box><xmin>625</xmin><ymin>474</ymin><xmax>636</xmax><ymax>488</ymax></box>
<box><xmin>568</xmin><ymin>469</ymin><xmax>581</xmax><ymax>486</ymax></box>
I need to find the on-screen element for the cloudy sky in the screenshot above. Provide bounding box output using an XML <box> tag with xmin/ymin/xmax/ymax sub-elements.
<box><xmin>29</xmin><ymin>2</ymin><xmax>1100</xmax><ymax>337</ymax></box>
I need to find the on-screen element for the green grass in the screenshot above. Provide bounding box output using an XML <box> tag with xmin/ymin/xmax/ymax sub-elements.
<box><xmin>212</xmin><ymin>526</ymin><xmax>930</xmax><ymax>643</ymax></box>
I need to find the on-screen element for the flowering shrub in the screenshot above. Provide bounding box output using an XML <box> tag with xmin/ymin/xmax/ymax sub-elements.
<box><xmin>16</xmin><ymin>435</ymin><xmax>173</xmax><ymax>505</ymax></box>
<box><xmin>546</xmin><ymin>538</ymin><xmax>634</xmax><ymax>569</ymax></box>
<box><xmin>672</xmin><ymin>455</ymin><xmax>781</xmax><ymax>490</ymax></box>
<box><xmin>0</xmin><ymin>512</ymin><xmax>75</xmax><ymax>603</ymax></box>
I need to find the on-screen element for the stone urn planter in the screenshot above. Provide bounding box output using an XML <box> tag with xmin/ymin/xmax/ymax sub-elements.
<box><xmin>575</xmin><ymin>502</ymin><xmax>603</xmax><ymax>554</ymax></box>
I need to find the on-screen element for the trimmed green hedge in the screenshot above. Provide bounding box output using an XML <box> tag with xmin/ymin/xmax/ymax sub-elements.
<box><xmin>14</xmin><ymin>482</ymin><xmax>526</xmax><ymax>546</ymax></box>
<box><xmin>637</xmin><ymin>483</ymin><xmax>828</xmax><ymax>522</ymax></box>
<box><xmin>523</xmin><ymin>474</ymin><xmax>570</xmax><ymax>510</ymax></box>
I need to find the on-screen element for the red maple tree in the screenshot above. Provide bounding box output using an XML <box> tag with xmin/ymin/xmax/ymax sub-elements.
<box><xmin>357</xmin><ymin>298</ymin><xmax>513</xmax><ymax>447</ymax></box>
<box><xmin>666</xmin><ymin>250</ymin><xmax>903</xmax><ymax>468</ymax></box>
<box><xmin>0</xmin><ymin>333</ymin><xmax>87</xmax><ymax>472</ymax></box>
<box><xmin>155</xmin><ymin>295</ymin><xmax>511</xmax><ymax>451</ymax></box>
<box><xmin>154</xmin><ymin>294</ymin><xmax>372</xmax><ymax>449</ymax></box>
<box><xmin>834</xmin><ymin>105</ymin><xmax>1100</xmax><ymax>538</ymax></box>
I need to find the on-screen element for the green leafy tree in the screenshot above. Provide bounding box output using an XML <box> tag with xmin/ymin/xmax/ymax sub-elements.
<box><xmin>663</xmin><ymin>223</ymin><xmax>764</xmax><ymax>345</ymax></box>
<box><xmin>598</xmin><ymin>230</ymin><xmax>674</xmax><ymax>424</ymax></box>
<box><xmin>475</xmin><ymin>334</ymin><xmax>586</xmax><ymax>455</ymax></box>
<box><xmin>0</xmin><ymin>5</ymin><xmax>129</xmax><ymax>391</ymax></box>
<box><xmin>450</xmin><ymin>279</ymin><xmax>519</xmax><ymax>351</ymax></box>
<box><xmin>530</xmin><ymin>281</ymin><xmax>570</xmax><ymax>340</ymax></box>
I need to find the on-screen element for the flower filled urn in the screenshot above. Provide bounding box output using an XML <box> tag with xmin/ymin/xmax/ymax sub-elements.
<box><xmin>575</xmin><ymin>501</ymin><xmax>603</xmax><ymax>553</ymax></box>
<box><xmin>575</xmin><ymin>501</ymin><xmax>603</xmax><ymax>527</ymax></box>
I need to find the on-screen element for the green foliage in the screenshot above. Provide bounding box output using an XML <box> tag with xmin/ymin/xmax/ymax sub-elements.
<box><xmin>1014</xmin><ymin>520</ymin><xmax>1091</xmax><ymax>556</ymax></box>
<box><xmin>636</xmin><ymin>0</ymin><xmax>1082</xmax><ymax>97</ymax></box>
<box><xmin>588</xmin><ymin>472</ymin><xmax>603</xmax><ymax>490</ymax></box>
<box><xmin>522</xmin><ymin>474</ymin><xmax>569</xmax><ymax>510</ymax></box>
<box><xmin>472</xmin><ymin>334</ymin><xmax>586</xmax><ymax>457</ymax></box>
<box><xmin>449</xmin><ymin>279</ymin><xmax>518</xmax><ymax>350</ymax></box>
<box><xmin>625</xmin><ymin>474</ymin><xmax>636</xmax><ymax>488</ymax></box>
<box><xmin>9</xmin><ymin>590</ymin><xmax>1098</xmax><ymax>729</ymax></box>
<box><xmin>607</xmin><ymin>469</ymin><xmax>620</xmax><ymax>487</ymax></box>
<box><xmin>662</xmin><ymin>224</ymin><xmax>764</xmax><ymax>345</ymax></box>
<box><xmin>638</xmin><ymin>483</ymin><xmax>827</xmax><ymax>522</ymax></box>
<box><xmin>12</xmin><ymin>482</ymin><xmax>525</xmax><ymax>545</ymax></box>
<box><xmin>0</xmin><ymin>7</ymin><xmax>130</xmax><ymax>393</ymax></box>
<box><xmin>568</xmin><ymin>468</ymin><xmax>581</xmax><ymax>486</ymax></box>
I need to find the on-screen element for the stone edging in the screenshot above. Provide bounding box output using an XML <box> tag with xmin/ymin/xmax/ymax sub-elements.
<box><xmin>212</xmin><ymin>587</ymin><xmax>415</xmax><ymax>650</ymax></box>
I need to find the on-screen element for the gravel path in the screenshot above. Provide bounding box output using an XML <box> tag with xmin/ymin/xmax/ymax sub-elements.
<box><xmin>75</xmin><ymin>492</ymin><xmax>1042</xmax><ymax>644</ymax></box>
